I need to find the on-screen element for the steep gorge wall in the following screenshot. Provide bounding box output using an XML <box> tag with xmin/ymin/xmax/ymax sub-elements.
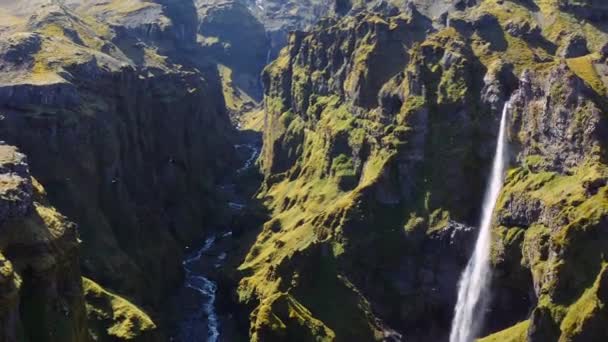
<box><xmin>0</xmin><ymin>0</ymin><xmax>238</xmax><ymax>339</ymax></box>
<box><xmin>242</xmin><ymin>9</ymin><xmax>497</xmax><ymax>341</ymax></box>
<box><xmin>0</xmin><ymin>143</ymin><xmax>87</xmax><ymax>342</ymax></box>
<box><xmin>489</xmin><ymin>63</ymin><xmax>608</xmax><ymax>342</ymax></box>
<box><xmin>238</xmin><ymin>0</ymin><xmax>608</xmax><ymax>341</ymax></box>
<box><xmin>0</xmin><ymin>65</ymin><xmax>234</xmax><ymax>312</ymax></box>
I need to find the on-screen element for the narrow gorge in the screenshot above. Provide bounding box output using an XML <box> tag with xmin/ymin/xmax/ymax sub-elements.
<box><xmin>0</xmin><ymin>1</ymin><xmax>607</xmax><ymax>342</ymax></box>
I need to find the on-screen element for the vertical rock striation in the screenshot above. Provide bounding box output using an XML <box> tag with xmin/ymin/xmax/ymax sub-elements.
<box><xmin>0</xmin><ymin>142</ymin><xmax>87</xmax><ymax>342</ymax></box>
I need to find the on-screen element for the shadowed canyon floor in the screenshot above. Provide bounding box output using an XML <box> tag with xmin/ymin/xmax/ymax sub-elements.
<box><xmin>171</xmin><ymin>124</ymin><xmax>262</xmax><ymax>342</ymax></box>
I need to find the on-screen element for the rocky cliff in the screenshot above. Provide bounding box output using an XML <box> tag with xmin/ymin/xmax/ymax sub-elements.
<box><xmin>0</xmin><ymin>142</ymin><xmax>88</xmax><ymax>342</ymax></box>
<box><xmin>0</xmin><ymin>0</ymin><xmax>237</xmax><ymax>340</ymax></box>
<box><xmin>236</xmin><ymin>0</ymin><xmax>608</xmax><ymax>341</ymax></box>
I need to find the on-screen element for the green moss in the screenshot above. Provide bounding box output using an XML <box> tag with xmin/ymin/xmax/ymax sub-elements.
<box><xmin>331</xmin><ymin>154</ymin><xmax>355</xmax><ymax>178</ymax></box>
<box><xmin>559</xmin><ymin>265</ymin><xmax>607</xmax><ymax>340</ymax></box>
<box><xmin>398</xmin><ymin>96</ymin><xmax>426</xmax><ymax>124</ymax></box>
<box><xmin>538</xmin><ymin>294</ymin><xmax>569</xmax><ymax>324</ymax></box>
<box><xmin>438</xmin><ymin>64</ymin><xmax>469</xmax><ymax>105</ymax></box>
<box><xmin>251</xmin><ymin>294</ymin><xmax>336</xmax><ymax>342</ymax></box>
<box><xmin>522</xmin><ymin>224</ymin><xmax>551</xmax><ymax>286</ymax></box>
<box><xmin>566</xmin><ymin>55</ymin><xmax>607</xmax><ymax>96</ymax></box>
<box><xmin>502</xmin><ymin>160</ymin><xmax>608</xmax><ymax>299</ymax></box>
<box><xmin>291</xmin><ymin>257</ymin><xmax>381</xmax><ymax>341</ymax></box>
<box><xmin>403</xmin><ymin>214</ymin><xmax>426</xmax><ymax>234</ymax></box>
<box><xmin>95</xmin><ymin>0</ymin><xmax>153</xmax><ymax>14</ymax></box>
<box><xmin>477</xmin><ymin>320</ymin><xmax>530</xmax><ymax>342</ymax></box>
<box><xmin>524</xmin><ymin>155</ymin><xmax>549</xmax><ymax>170</ymax></box>
<box><xmin>428</xmin><ymin>209</ymin><xmax>450</xmax><ymax>232</ymax></box>
<box><xmin>348</xmin><ymin>128</ymin><xmax>366</xmax><ymax>147</ymax></box>
<box><xmin>82</xmin><ymin>277</ymin><xmax>156</xmax><ymax>340</ymax></box>
<box><xmin>492</xmin><ymin>225</ymin><xmax>526</xmax><ymax>265</ymax></box>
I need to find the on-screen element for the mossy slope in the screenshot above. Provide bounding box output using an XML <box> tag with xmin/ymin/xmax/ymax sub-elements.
<box><xmin>243</xmin><ymin>1</ymin><xmax>608</xmax><ymax>341</ymax></box>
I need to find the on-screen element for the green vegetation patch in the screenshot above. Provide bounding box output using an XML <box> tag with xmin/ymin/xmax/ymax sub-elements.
<box><xmin>559</xmin><ymin>264</ymin><xmax>608</xmax><ymax>340</ymax></box>
<box><xmin>82</xmin><ymin>277</ymin><xmax>156</xmax><ymax>340</ymax></box>
<box><xmin>477</xmin><ymin>320</ymin><xmax>530</xmax><ymax>342</ymax></box>
<box><xmin>567</xmin><ymin>54</ymin><xmax>607</xmax><ymax>96</ymax></box>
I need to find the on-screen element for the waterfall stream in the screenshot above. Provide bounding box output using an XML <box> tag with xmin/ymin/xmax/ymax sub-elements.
<box><xmin>449</xmin><ymin>102</ymin><xmax>510</xmax><ymax>342</ymax></box>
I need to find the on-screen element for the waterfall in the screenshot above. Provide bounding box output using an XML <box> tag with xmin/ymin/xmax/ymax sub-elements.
<box><xmin>449</xmin><ymin>102</ymin><xmax>510</xmax><ymax>342</ymax></box>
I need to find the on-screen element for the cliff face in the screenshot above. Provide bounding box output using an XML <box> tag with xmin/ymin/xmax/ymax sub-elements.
<box><xmin>0</xmin><ymin>0</ymin><xmax>237</xmax><ymax>340</ymax></box>
<box><xmin>196</xmin><ymin>0</ymin><xmax>270</xmax><ymax>116</ymax></box>
<box><xmin>0</xmin><ymin>143</ymin><xmax>156</xmax><ymax>342</ymax></box>
<box><xmin>0</xmin><ymin>143</ymin><xmax>86</xmax><ymax>342</ymax></box>
<box><xmin>239</xmin><ymin>0</ymin><xmax>608</xmax><ymax>341</ymax></box>
<box><xmin>491</xmin><ymin>62</ymin><xmax>608</xmax><ymax>342</ymax></box>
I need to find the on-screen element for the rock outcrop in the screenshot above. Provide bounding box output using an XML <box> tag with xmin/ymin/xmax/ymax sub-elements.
<box><xmin>196</xmin><ymin>0</ymin><xmax>270</xmax><ymax>115</ymax></box>
<box><xmin>489</xmin><ymin>60</ymin><xmax>608</xmax><ymax>342</ymax></box>
<box><xmin>0</xmin><ymin>142</ymin><xmax>87</xmax><ymax>342</ymax></box>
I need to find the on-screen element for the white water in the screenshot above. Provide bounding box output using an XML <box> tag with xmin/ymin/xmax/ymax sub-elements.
<box><xmin>178</xmin><ymin>141</ymin><xmax>259</xmax><ymax>341</ymax></box>
<box><xmin>181</xmin><ymin>237</ymin><xmax>220</xmax><ymax>342</ymax></box>
<box><xmin>255</xmin><ymin>0</ymin><xmax>265</xmax><ymax>11</ymax></box>
<box><xmin>235</xmin><ymin>144</ymin><xmax>260</xmax><ymax>174</ymax></box>
<box><xmin>449</xmin><ymin>102</ymin><xmax>510</xmax><ymax>342</ymax></box>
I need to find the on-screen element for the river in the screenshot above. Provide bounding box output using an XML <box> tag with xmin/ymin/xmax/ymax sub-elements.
<box><xmin>176</xmin><ymin>141</ymin><xmax>260</xmax><ymax>341</ymax></box>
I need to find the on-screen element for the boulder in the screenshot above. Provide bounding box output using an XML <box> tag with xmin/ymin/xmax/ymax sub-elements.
<box><xmin>559</xmin><ymin>34</ymin><xmax>589</xmax><ymax>58</ymax></box>
<box><xmin>0</xmin><ymin>143</ymin><xmax>33</xmax><ymax>223</ymax></box>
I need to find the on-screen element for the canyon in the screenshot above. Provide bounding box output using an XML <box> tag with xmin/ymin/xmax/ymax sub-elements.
<box><xmin>0</xmin><ymin>0</ymin><xmax>607</xmax><ymax>341</ymax></box>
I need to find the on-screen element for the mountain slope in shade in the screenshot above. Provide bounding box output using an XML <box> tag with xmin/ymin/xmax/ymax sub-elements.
<box><xmin>0</xmin><ymin>0</ymin><xmax>237</xmax><ymax>340</ymax></box>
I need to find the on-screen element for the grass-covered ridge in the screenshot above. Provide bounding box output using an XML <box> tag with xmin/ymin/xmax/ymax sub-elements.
<box><xmin>83</xmin><ymin>277</ymin><xmax>157</xmax><ymax>340</ymax></box>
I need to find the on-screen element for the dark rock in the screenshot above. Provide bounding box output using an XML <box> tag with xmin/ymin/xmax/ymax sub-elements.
<box><xmin>0</xmin><ymin>143</ymin><xmax>33</xmax><ymax>224</ymax></box>
<box><xmin>509</xmin><ymin>63</ymin><xmax>605</xmax><ymax>173</ymax></box>
<box><xmin>528</xmin><ymin>307</ymin><xmax>561</xmax><ymax>342</ymax></box>
<box><xmin>600</xmin><ymin>42</ymin><xmax>608</xmax><ymax>62</ymax></box>
<box><xmin>505</xmin><ymin>20</ymin><xmax>542</xmax><ymax>41</ymax></box>
<box><xmin>0</xmin><ymin>32</ymin><xmax>41</xmax><ymax>64</ymax></box>
<box><xmin>481</xmin><ymin>61</ymin><xmax>516</xmax><ymax>112</ymax></box>
<box><xmin>498</xmin><ymin>195</ymin><xmax>543</xmax><ymax>228</ymax></box>
<box><xmin>429</xmin><ymin>220</ymin><xmax>476</xmax><ymax>254</ymax></box>
<box><xmin>454</xmin><ymin>0</ymin><xmax>477</xmax><ymax>11</ymax></box>
<box><xmin>583</xmin><ymin>177</ymin><xmax>607</xmax><ymax>196</ymax></box>
<box><xmin>0</xmin><ymin>82</ymin><xmax>80</xmax><ymax>108</ymax></box>
<box><xmin>559</xmin><ymin>34</ymin><xmax>589</xmax><ymax>58</ymax></box>
<box><xmin>558</xmin><ymin>0</ymin><xmax>608</xmax><ymax>22</ymax></box>
<box><xmin>334</xmin><ymin>0</ymin><xmax>353</xmax><ymax>15</ymax></box>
